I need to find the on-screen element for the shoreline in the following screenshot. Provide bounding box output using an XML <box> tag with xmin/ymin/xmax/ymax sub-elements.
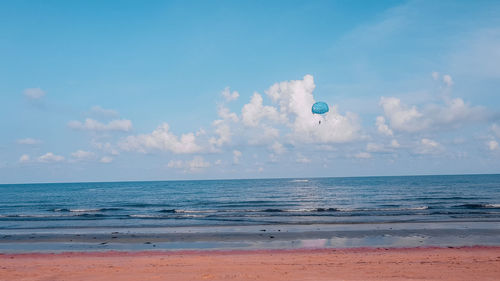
<box><xmin>2</xmin><ymin>221</ymin><xmax>500</xmax><ymax>253</ymax></box>
<box><xmin>2</xmin><ymin>245</ymin><xmax>499</xmax><ymax>256</ymax></box>
<box><xmin>2</xmin><ymin>246</ymin><xmax>499</xmax><ymax>280</ymax></box>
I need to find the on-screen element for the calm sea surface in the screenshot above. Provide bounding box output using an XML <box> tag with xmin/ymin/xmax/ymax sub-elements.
<box><xmin>1</xmin><ymin>175</ymin><xmax>499</xmax><ymax>231</ymax></box>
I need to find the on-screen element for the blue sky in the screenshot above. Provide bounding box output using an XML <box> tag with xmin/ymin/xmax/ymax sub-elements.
<box><xmin>1</xmin><ymin>0</ymin><xmax>500</xmax><ymax>183</ymax></box>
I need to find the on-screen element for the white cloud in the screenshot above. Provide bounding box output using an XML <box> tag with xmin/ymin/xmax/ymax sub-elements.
<box><xmin>432</xmin><ymin>71</ymin><xmax>440</xmax><ymax>80</ymax></box>
<box><xmin>68</xmin><ymin>118</ymin><xmax>132</xmax><ymax>132</ymax></box>
<box><xmin>23</xmin><ymin>88</ymin><xmax>45</xmax><ymax>99</ymax></box>
<box><xmin>71</xmin><ymin>150</ymin><xmax>95</xmax><ymax>160</ymax></box>
<box><xmin>100</xmin><ymin>156</ymin><xmax>113</xmax><ymax>163</ymax></box>
<box><xmin>233</xmin><ymin>150</ymin><xmax>242</xmax><ymax>164</ymax></box>
<box><xmin>167</xmin><ymin>156</ymin><xmax>211</xmax><ymax>172</ymax></box>
<box><xmin>221</xmin><ymin>87</ymin><xmax>239</xmax><ymax>102</ymax></box>
<box><xmin>241</xmin><ymin>93</ymin><xmax>282</xmax><ymax>127</ymax></box>
<box><xmin>209</xmin><ymin>120</ymin><xmax>232</xmax><ymax>148</ymax></box>
<box><xmin>379</xmin><ymin>97</ymin><xmax>425</xmax><ymax>132</ymax></box>
<box><xmin>247</xmin><ymin>125</ymin><xmax>280</xmax><ymax>146</ymax></box>
<box><xmin>375</xmin><ymin>116</ymin><xmax>393</xmax><ymax>136</ymax></box>
<box><xmin>19</xmin><ymin>154</ymin><xmax>30</xmax><ymax>163</ymax></box>
<box><xmin>89</xmin><ymin>106</ymin><xmax>119</xmax><ymax>118</ymax></box>
<box><xmin>120</xmin><ymin>123</ymin><xmax>202</xmax><ymax>154</ymax></box>
<box><xmin>265</xmin><ymin>75</ymin><xmax>360</xmax><ymax>143</ymax></box>
<box><xmin>271</xmin><ymin>141</ymin><xmax>286</xmax><ymax>154</ymax></box>
<box><xmin>217</xmin><ymin>106</ymin><xmax>239</xmax><ymax>122</ymax></box>
<box><xmin>488</xmin><ymin>140</ymin><xmax>499</xmax><ymax>151</ymax></box>
<box><xmin>491</xmin><ymin>124</ymin><xmax>500</xmax><ymax>138</ymax></box>
<box><xmin>366</xmin><ymin>143</ymin><xmax>388</xmax><ymax>153</ymax></box>
<box><xmin>91</xmin><ymin>140</ymin><xmax>119</xmax><ymax>155</ymax></box>
<box><xmin>443</xmin><ymin>74</ymin><xmax>453</xmax><ymax>87</ymax></box>
<box><xmin>432</xmin><ymin>72</ymin><xmax>454</xmax><ymax>87</ymax></box>
<box><xmin>38</xmin><ymin>152</ymin><xmax>65</xmax><ymax>163</ymax></box>
<box><xmin>379</xmin><ymin>95</ymin><xmax>485</xmax><ymax>133</ymax></box>
<box><xmin>296</xmin><ymin>153</ymin><xmax>311</xmax><ymax>163</ymax></box>
<box><xmin>167</xmin><ymin>160</ymin><xmax>183</xmax><ymax>169</ymax></box>
<box><xmin>209</xmin><ymin>105</ymin><xmax>239</xmax><ymax>148</ymax></box>
<box><xmin>391</xmin><ymin>139</ymin><xmax>400</xmax><ymax>148</ymax></box>
<box><xmin>354</xmin><ymin>152</ymin><xmax>372</xmax><ymax>159</ymax></box>
<box><xmin>17</xmin><ymin>138</ymin><xmax>41</xmax><ymax>145</ymax></box>
<box><xmin>366</xmin><ymin>139</ymin><xmax>401</xmax><ymax>153</ymax></box>
<box><xmin>415</xmin><ymin>138</ymin><xmax>442</xmax><ymax>155</ymax></box>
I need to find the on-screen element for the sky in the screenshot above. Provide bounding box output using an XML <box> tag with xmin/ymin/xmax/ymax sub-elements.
<box><xmin>1</xmin><ymin>0</ymin><xmax>500</xmax><ymax>183</ymax></box>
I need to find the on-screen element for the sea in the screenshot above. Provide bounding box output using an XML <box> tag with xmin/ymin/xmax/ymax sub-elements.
<box><xmin>1</xmin><ymin>174</ymin><xmax>500</xmax><ymax>251</ymax></box>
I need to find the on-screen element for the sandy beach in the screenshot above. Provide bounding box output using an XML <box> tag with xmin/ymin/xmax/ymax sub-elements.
<box><xmin>1</xmin><ymin>246</ymin><xmax>499</xmax><ymax>281</ymax></box>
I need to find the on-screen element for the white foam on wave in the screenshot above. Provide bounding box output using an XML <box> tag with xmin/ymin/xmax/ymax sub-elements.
<box><xmin>337</xmin><ymin>206</ymin><xmax>428</xmax><ymax>212</ymax></box>
<box><xmin>175</xmin><ymin>210</ymin><xmax>215</xmax><ymax>213</ymax></box>
<box><xmin>69</xmin><ymin>209</ymin><xmax>101</xmax><ymax>212</ymax></box>
<box><xmin>485</xmin><ymin>204</ymin><xmax>500</xmax><ymax>208</ymax></box>
<box><xmin>129</xmin><ymin>214</ymin><xmax>161</xmax><ymax>218</ymax></box>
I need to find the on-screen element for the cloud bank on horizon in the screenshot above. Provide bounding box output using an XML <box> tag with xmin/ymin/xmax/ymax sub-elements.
<box><xmin>9</xmin><ymin>72</ymin><xmax>500</xmax><ymax>181</ymax></box>
<box><xmin>1</xmin><ymin>0</ymin><xmax>500</xmax><ymax>182</ymax></box>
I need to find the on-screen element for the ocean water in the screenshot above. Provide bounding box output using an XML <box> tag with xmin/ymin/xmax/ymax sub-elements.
<box><xmin>1</xmin><ymin>174</ymin><xmax>499</xmax><ymax>232</ymax></box>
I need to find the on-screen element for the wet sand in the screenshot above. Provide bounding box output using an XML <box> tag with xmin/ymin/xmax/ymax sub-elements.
<box><xmin>1</xmin><ymin>246</ymin><xmax>499</xmax><ymax>281</ymax></box>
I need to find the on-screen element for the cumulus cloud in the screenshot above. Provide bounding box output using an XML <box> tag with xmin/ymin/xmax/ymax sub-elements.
<box><xmin>19</xmin><ymin>154</ymin><xmax>30</xmax><ymax>163</ymax></box>
<box><xmin>17</xmin><ymin>138</ymin><xmax>41</xmax><ymax>145</ymax></box>
<box><xmin>209</xmin><ymin>105</ymin><xmax>239</xmax><ymax>148</ymax></box>
<box><xmin>296</xmin><ymin>153</ymin><xmax>311</xmax><ymax>163</ymax></box>
<box><xmin>443</xmin><ymin>75</ymin><xmax>453</xmax><ymax>87</ymax></box>
<box><xmin>217</xmin><ymin>106</ymin><xmax>239</xmax><ymax>122</ymax></box>
<box><xmin>379</xmin><ymin>94</ymin><xmax>485</xmax><ymax>133</ymax></box>
<box><xmin>366</xmin><ymin>139</ymin><xmax>401</xmax><ymax>153</ymax></box>
<box><xmin>432</xmin><ymin>71</ymin><xmax>440</xmax><ymax>80</ymax></box>
<box><xmin>71</xmin><ymin>150</ymin><xmax>95</xmax><ymax>160</ymax></box>
<box><xmin>366</xmin><ymin>143</ymin><xmax>389</xmax><ymax>153</ymax></box>
<box><xmin>488</xmin><ymin>140</ymin><xmax>499</xmax><ymax>151</ymax></box>
<box><xmin>265</xmin><ymin>75</ymin><xmax>360</xmax><ymax>143</ymax></box>
<box><xmin>221</xmin><ymin>87</ymin><xmax>239</xmax><ymax>102</ymax></box>
<box><xmin>391</xmin><ymin>139</ymin><xmax>400</xmax><ymax>148</ymax></box>
<box><xmin>415</xmin><ymin>138</ymin><xmax>443</xmax><ymax>155</ymax></box>
<box><xmin>432</xmin><ymin>72</ymin><xmax>454</xmax><ymax>87</ymax></box>
<box><xmin>375</xmin><ymin>116</ymin><xmax>393</xmax><ymax>136</ymax></box>
<box><xmin>209</xmin><ymin>120</ymin><xmax>232</xmax><ymax>148</ymax></box>
<box><xmin>233</xmin><ymin>150</ymin><xmax>242</xmax><ymax>164</ymax></box>
<box><xmin>247</xmin><ymin>125</ymin><xmax>280</xmax><ymax>146</ymax></box>
<box><xmin>117</xmin><ymin>75</ymin><xmax>359</xmax><ymax>163</ymax></box>
<box><xmin>379</xmin><ymin>97</ymin><xmax>426</xmax><ymax>132</ymax></box>
<box><xmin>354</xmin><ymin>152</ymin><xmax>372</xmax><ymax>159</ymax></box>
<box><xmin>89</xmin><ymin>106</ymin><xmax>119</xmax><ymax>118</ymax></box>
<box><xmin>167</xmin><ymin>156</ymin><xmax>210</xmax><ymax>172</ymax></box>
<box><xmin>491</xmin><ymin>124</ymin><xmax>500</xmax><ymax>138</ymax></box>
<box><xmin>38</xmin><ymin>152</ymin><xmax>64</xmax><ymax>163</ymax></box>
<box><xmin>100</xmin><ymin>156</ymin><xmax>113</xmax><ymax>163</ymax></box>
<box><xmin>241</xmin><ymin>93</ymin><xmax>282</xmax><ymax>127</ymax></box>
<box><xmin>68</xmin><ymin>118</ymin><xmax>132</xmax><ymax>132</ymax></box>
<box><xmin>91</xmin><ymin>140</ymin><xmax>119</xmax><ymax>155</ymax></box>
<box><xmin>23</xmin><ymin>88</ymin><xmax>45</xmax><ymax>99</ymax></box>
<box><xmin>271</xmin><ymin>141</ymin><xmax>286</xmax><ymax>154</ymax></box>
<box><xmin>120</xmin><ymin>123</ymin><xmax>202</xmax><ymax>154</ymax></box>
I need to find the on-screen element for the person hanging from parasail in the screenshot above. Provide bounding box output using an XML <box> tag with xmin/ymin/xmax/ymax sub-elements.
<box><xmin>312</xmin><ymin>101</ymin><xmax>329</xmax><ymax>125</ymax></box>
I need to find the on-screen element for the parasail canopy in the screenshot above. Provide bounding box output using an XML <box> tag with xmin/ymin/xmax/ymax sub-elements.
<box><xmin>312</xmin><ymin>101</ymin><xmax>329</xmax><ymax>115</ymax></box>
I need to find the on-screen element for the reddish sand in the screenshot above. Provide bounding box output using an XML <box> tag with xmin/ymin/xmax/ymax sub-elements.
<box><xmin>1</xmin><ymin>247</ymin><xmax>499</xmax><ymax>281</ymax></box>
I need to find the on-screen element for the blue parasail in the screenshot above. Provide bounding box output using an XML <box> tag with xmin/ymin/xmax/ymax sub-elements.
<box><xmin>312</xmin><ymin>101</ymin><xmax>329</xmax><ymax>115</ymax></box>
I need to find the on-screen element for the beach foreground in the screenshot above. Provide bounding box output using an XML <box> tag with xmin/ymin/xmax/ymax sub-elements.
<box><xmin>1</xmin><ymin>247</ymin><xmax>499</xmax><ymax>281</ymax></box>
